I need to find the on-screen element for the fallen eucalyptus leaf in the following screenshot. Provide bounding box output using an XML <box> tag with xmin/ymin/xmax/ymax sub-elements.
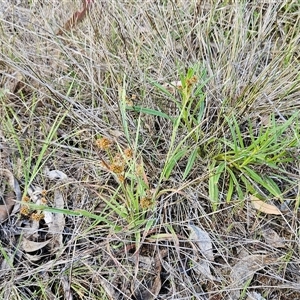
<box><xmin>46</xmin><ymin>169</ymin><xmax>68</xmax><ymax>181</ymax></box>
<box><xmin>250</xmin><ymin>195</ymin><xmax>281</xmax><ymax>215</ymax></box>
<box><xmin>188</xmin><ymin>223</ymin><xmax>214</xmax><ymax>261</ymax></box>
<box><xmin>22</xmin><ymin>238</ymin><xmax>51</xmax><ymax>252</ymax></box>
<box><xmin>133</xmin><ymin>249</ymin><xmax>167</xmax><ymax>300</ymax></box>
<box><xmin>261</xmin><ymin>228</ymin><xmax>285</xmax><ymax>248</ymax></box>
<box><xmin>230</xmin><ymin>254</ymin><xmax>270</xmax><ymax>299</ymax></box>
<box><xmin>231</xmin><ymin>255</ymin><xmax>267</xmax><ymax>284</ymax></box>
<box><xmin>0</xmin><ymin>169</ymin><xmax>16</xmax><ymax>222</ymax></box>
<box><xmin>0</xmin><ymin>201</ymin><xmax>13</xmax><ymax>223</ymax></box>
<box><xmin>193</xmin><ymin>259</ymin><xmax>218</xmax><ymax>281</ymax></box>
<box><xmin>48</xmin><ymin>188</ymin><xmax>65</xmax><ymax>252</ymax></box>
<box><xmin>22</xmin><ymin>219</ymin><xmax>40</xmax><ymax>239</ymax></box>
<box><xmin>25</xmin><ymin>253</ymin><xmax>44</xmax><ymax>262</ymax></box>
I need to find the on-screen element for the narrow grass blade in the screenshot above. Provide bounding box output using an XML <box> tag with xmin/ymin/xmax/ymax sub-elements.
<box><xmin>0</xmin><ymin>244</ymin><xmax>14</xmax><ymax>269</ymax></box>
<box><xmin>262</xmin><ymin>177</ymin><xmax>282</xmax><ymax>199</ymax></box>
<box><xmin>28</xmin><ymin>110</ymin><xmax>68</xmax><ymax>186</ymax></box>
<box><xmin>150</xmin><ymin>80</ymin><xmax>178</xmax><ymax>99</ymax></box>
<box><xmin>233</xmin><ymin>116</ymin><xmax>244</xmax><ymax>149</ymax></box>
<box><xmin>243</xmin><ymin>166</ymin><xmax>283</xmax><ymax>200</ymax></box>
<box><xmin>182</xmin><ymin>147</ymin><xmax>198</xmax><ymax>180</ymax></box>
<box><xmin>225</xmin><ymin>166</ymin><xmax>244</xmax><ymax>201</ymax></box>
<box><xmin>227</xmin><ymin>175</ymin><xmax>234</xmax><ymax>203</ymax></box>
<box><xmin>209</xmin><ymin>161</ymin><xmax>225</xmax><ymax>210</ymax></box>
<box><xmin>164</xmin><ymin>148</ymin><xmax>187</xmax><ymax>179</ymax></box>
<box><xmin>240</xmin><ymin>174</ymin><xmax>257</xmax><ymax>196</ymax></box>
<box><xmin>20</xmin><ymin>202</ymin><xmax>116</xmax><ymax>227</ymax></box>
<box><xmin>225</xmin><ymin>116</ymin><xmax>239</xmax><ymax>152</ymax></box>
<box><xmin>126</xmin><ymin>105</ymin><xmax>174</xmax><ymax>122</ymax></box>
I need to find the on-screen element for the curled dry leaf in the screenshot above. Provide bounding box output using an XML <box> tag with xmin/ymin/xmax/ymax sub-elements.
<box><xmin>44</xmin><ymin>169</ymin><xmax>67</xmax><ymax>251</ymax></box>
<box><xmin>48</xmin><ymin>189</ymin><xmax>65</xmax><ymax>234</ymax></box>
<box><xmin>48</xmin><ymin>189</ymin><xmax>65</xmax><ymax>252</ymax></box>
<box><xmin>133</xmin><ymin>248</ymin><xmax>167</xmax><ymax>300</ymax></box>
<box><xmin>11</xmin><ymin>176</ymin><xmax>22</xmax><ymax>214</ymax></box>
<box><xmin>25</xmin><ymin>253</ymin><xmax>45</xmax><ymax>262</ymax></box>
<box><xmin>45</xmin><ymin>169</ymin><xmax>68</xmax><ymax>181</ymax></box>
<box><xmin>188</xmin><ymin>223</ymin><xmax>214</xmax><ymax>261</ymax></box>
<box><xmin>261</xmin><ymin>228</ymin><xmax>286</xmax><ymax>248</ymax></box>
<box><xmin>0</xmin><ymin>169</ymin><xmax>15</xmax><ymax>191</ymax></box>
<box><xmin>230</xmin><ymin>254</ymin><xmax>270</xmax><ymax>299</ymax></box>
<box><xmin>22</xmin><ymin>238</ymin><xmax>51</xmax><ymax>252</ymax></box>
<box><xmin>0</xmin><ymin>169</ymin><xmax>17</xmax><ymax>222</ymax></box>
<box><xmin>250</xmin><ymin>195</ymin><xmax>281</xmax><ymax>215</ymax></box>
<box><xmin>28</xmin><ymin>186</ymin><xmax>44</xmax><ymax>203</ymax></box>
<box><xmin>44</xmin><ymin>211</ymin><xmax>53</xmax><ymax>225</ymax></box>
<box><xmin>193</xmin><ymin>259</ymin><xmax>218</xmax><ymax>282</ymax></box>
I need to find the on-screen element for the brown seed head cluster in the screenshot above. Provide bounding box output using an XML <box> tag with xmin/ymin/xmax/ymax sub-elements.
<box><xmin>140</xmin><ymin>196</ymin><xmax>153</xmax><ymax>209</ymax></box>
<box><xmin>31</xmin><ymin>212</ymin><xmax>45</xmax><ymax>221</ymax></box>
<box><xmin>95</xmin><ymin>137</ymin><xmax>112</xmax><ymax>150</ymax></box>
<box><xmin>21</xmin><ymin>192</ymin><xmax>48</xmax><ymax>219</ymax></box>
<box><xmin>41</xmin><ymin>190</ymin><xmax>47</xmax><ymax>196</ymax></box>
<box><xmin>22</xmin><ymin>195</ymin><xmax>30</xmax><ymax>202</ymax></box>
<box><xmin>95</xmin><ymin>138</ymin><xmax>136</xmax><ymax>184</ymax></box>
<box><xmin>20</xmin><ymin>205</ymin><xmax>30</xmax><ymax>216</ymax></box>
<box><xmin>124</xmin><ymin>148</ymin><xmax>133</xmax><ymax>159</ymax></box>
<box><xmin>117</xmin><ymin>174</ymin><xmax>125</xmax><ymax>183</ymax></box>
<box><xmin>110</xmin><ymin>162</ymin><xmax>125</xmax><ymax>174</ymax></box>
<box><xmin>109</xmin><ymin>153</ymin><xmax>126</xmax><ymax>174</ymax></box>
<box><xmin>186</xmin><ymin>75</ymin><xmax>198</xmax><ymax>87</ymax></box>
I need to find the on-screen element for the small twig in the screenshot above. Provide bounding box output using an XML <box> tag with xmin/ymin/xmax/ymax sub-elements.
<box><xmin>57</xmin><ymin>0</ymin><xmax>94</xmax><ymax>36</ymax></box>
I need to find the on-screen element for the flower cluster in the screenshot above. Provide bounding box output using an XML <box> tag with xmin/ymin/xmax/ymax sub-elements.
<box><xmin>95</xmin><ymin>137</ymin><xmax>154</xmax><ymax>210</ymax></box>
<box><xmin>20</xmin><ymin>190</ymin><xmax>48</xmax><ymax>221</ymax></box>
<box><xmin>95</xmin><ymin>137</ymin><xmax>134</xmax><ymax>183</ymax></box>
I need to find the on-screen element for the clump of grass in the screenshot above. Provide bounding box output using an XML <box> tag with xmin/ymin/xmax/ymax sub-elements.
<box><xmin>1</xmin><ymin>1</ymin><xmax>300</xmax><ymax>299</ymax></box>
<box><xmin>94</xmin><ymin>136</ymin><xmax>155</xmax><ymax>229</ymax></box>
<box><xmin>148</xmin><ymin>65</ymin><xmax>212</xmax><ymax>182</ymax></box>
<box><xmin>209</xmin><ymin>112</ymin><xmax>299</xmax><ymax>210</ymax></box>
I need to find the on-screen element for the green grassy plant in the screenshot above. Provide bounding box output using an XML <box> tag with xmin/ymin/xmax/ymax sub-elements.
<box><xmin>150</xmin><ymin>65</ymin><xmax>210</xmax><ymax>181</ymax></box>
<box><xmin>1</xmin><ymin>1</ymin><xmax>300</xmax><ymax>299</ymax></box>
<box><xmin>1</xmin><ymin>90</ymin><xmax>71</xmax><ymax>197</ymax></box>
<box><xmin>209</xmin><ymin>112</ymin><xmax>299</xmax><ymax>210</ymax></box>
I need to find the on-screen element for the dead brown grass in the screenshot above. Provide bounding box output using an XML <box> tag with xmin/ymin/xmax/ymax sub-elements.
<box><xmin>0</xmin><ymin>1</ymin><xmax>300</xmax><ymax>299</ymax></box>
